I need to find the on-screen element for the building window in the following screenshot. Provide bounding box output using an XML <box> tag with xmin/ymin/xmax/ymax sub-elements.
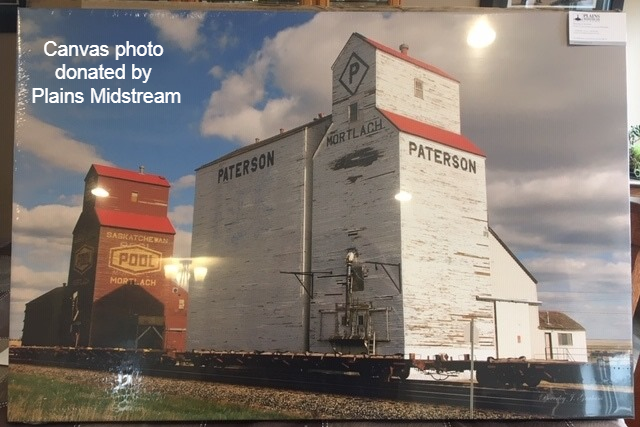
<box><xmin>131</xmin><ymin>192</ymin><xmax>138</xmax><ymax>202</ymax></box>
<box><xmin>558</xmin><ymin>333</ymin><xmax>573</xmax><ymax>346</ymax></box>
<box><xmin>414</xmin><ymin>78</ymin><xmax>424</xmax><ymax>99</ymax></box>
<box><xmin>349</xmin><ymin>102</ymin><xmax>358</xmax><ymax>122</ymax></box>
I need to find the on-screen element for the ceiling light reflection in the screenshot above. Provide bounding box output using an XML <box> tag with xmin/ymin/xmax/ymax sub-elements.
<box><xmin>91</xmin><ymin>187</ymin><xmax>109</xmax><ymax>197</ymax></box>
<box><xmin>467</xmin><ymin>19</ymin><xmax>496</xmax><ymax>49</ymax></box>
<box><xmin>395</xmin><ymin>191</ymin><xmax>412</xmax><ymax>202</ymax></box>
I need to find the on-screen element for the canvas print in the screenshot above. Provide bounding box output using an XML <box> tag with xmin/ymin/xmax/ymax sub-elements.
<box><xmin>8</xmin><ymin>8</ymin><xmax>633</xmax><ymax>422</ymax></box>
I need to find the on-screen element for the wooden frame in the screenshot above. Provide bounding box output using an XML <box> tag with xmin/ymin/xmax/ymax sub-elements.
<box><xmin>480</xmin><ymin>0</ymin><xmax>624</xmax><ymax>9</ymax></box>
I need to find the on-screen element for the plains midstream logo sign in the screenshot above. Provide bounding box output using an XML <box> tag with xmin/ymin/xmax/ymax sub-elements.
<box><xmin>109</xmin><ymin>244</ymin><xmax>163</xmax><ymax>275</ymax></box>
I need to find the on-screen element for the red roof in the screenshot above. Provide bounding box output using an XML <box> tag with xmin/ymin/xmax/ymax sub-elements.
<box><xmin>96</xmin><ymin>209</ymin><xmax>175</xmax><ymax>235</ymax></box>
<box><xmin>360</xmin><ymin>34</ymin><xmax>458</xmax><ymax>83</ymax></box>
<box><xmin>91</xmin><ymin>164</ymin><xmax>170</xmax><ymax>187</ymax></box>
<box><xmin>379</xmin><ymin>109</ymin><xmax>485</xmax><ymax>157</ymax></box>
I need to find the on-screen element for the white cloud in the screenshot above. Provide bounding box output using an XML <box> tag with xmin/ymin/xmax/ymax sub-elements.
<box><xmin>487</xmin><ymin>168</ymin><xmax>630</xmax><ymax>255</ymax></box>
<box><xmin>171</xmin><ymin>174</ymin><xmax>196</xmax><ymax>190</ymax></box>
<box><xmin>488</xmin><ymin>170</ymin><xmax>623</xmax><ymax>210</ymax></box>
<box><xmin>13</xmin><ymin>202</ymin><xmax>80</xmax><ymax>240</ymax></box>
<box><xmin>215</xmin><ymin>32</ymin><xmax>238</xmax><ymax>51</ymax></box>
<box><xmin>19</xmin><ymin>36</ymin><xmax>67</xmax><ymax>73</ymax></box>
<box><xmin>12</xmin><ymin>203</ymin><xmax>80</xmax><ymax>274</ymax></box>
<box><xmin>530</xmin><ymin>255</ymin><xmax>632</xmax><ymax>339</ymax></box>
<box><xmin>202</xmin><ymin>96</ymin><xmax>300</xmax><ymax>144</ymax></box>
<box><xmin>173</xmin><ymin>229</ymin><xmax>192</xmax><ymax>259</ymax></box>
<box><xmin>11</xmin><ymin>264</ymin><xmax>67</xmax><ymax>302</ymax></box>
<box><xmin>15</xmin><ymin>114</ymin><xmax>113</xmax><ymax>173</ymax></box>
<box><xmin>13</xmin><ymin>202</ymin><xmax>78</xmax><ymax>244</ymax></box>
<box><xmin>199</xmin><ymin>14</ymin><xmax>380</xmax><ymax>144</ymax></box>
<box><xmin>209</xmin><ymin>65</ymin><xmax>224</xmax><ymax>79</ymax></box>
<box><xmin>10</xmin><ymin>263</ymin><xmax>69</xmax><ymax>338</ymax></box>
<box><xmin>20</xmin><ymin>36</ymin><xmax>64</xmax><ymax>56</ymax></box>
<box><xmin>527</xmin><ymin>256</ymin><xmax>630</xmax><ymax>287</ymax></box>
<box><xmin>57</xmin><ymin>193</ymin><xmax>84</xmax><ymax>206</ymax></box>
<box><xmin>148</xmin><ymin>11</ymin><xmax>205</xmax><ymax>52</ymax></box>
<box><xmin>198</xmin><ymin>13</ymin><xmax>477</xmax><ymax>145</ymax></box>
<box><xmin>169</xmin><ymin>205</ymin><xmax>194</xmax><ymax>227</ymax></box>
<box><xmin>205</xmin><ymin>54</ymin><xmax>269</xmax><ymax>114</ymax></box>
<box><xmin>18</xmin><ymin>17</ymin><xmax>39</xmax><ymax>37</ymax></box>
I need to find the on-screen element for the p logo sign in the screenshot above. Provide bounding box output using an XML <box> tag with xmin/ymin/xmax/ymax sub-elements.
<box><xmin>339</xmin><ymin>52</ymin><xmax>369</xmax><ymax>95</ymax></box>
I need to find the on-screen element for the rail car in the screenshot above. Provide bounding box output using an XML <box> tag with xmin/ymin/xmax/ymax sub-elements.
<box><xmin>9</xmin><ymin>345</ymin><xmax>627</xmax><ymax>389</ymax></box>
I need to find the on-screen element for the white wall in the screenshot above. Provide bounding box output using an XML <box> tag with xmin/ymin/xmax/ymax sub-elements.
<box><xmin>542</xmin><ymin>329</ymin><xmax>588</xmax><ymax>362</ymax></box>
<box><xmin>488</xmin><ymin>232</ymin><xmax>544</xmax><ymax>359</ymax></box>
<box><xmin>399</xmin><ymin>131</ymin><xmax>494</xmax><ymax>359</ymax></box>
<box><xmin>189</xmin><ymin>124</ymin><xmax>327</xmax><ymax>352</ymax></box>
<box><xmin>376</xmin><ymin>50</ymin><xmax>461</xmax><ymax>133</ymax></box>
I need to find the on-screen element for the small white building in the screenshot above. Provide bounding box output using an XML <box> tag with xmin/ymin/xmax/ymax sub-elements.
<box><xmin>188</xmin><ymin>33</ymin><xmax>549</xmax><ymax>361</ymax></box>
<box><xmin>487</xmin><ymin>229</ymin><xmax>545</xmax><ymax>360</ymax></box>
<box><xmin>538</xmin><ymin>310</ymin><xmax>588</xmax><ymax>362</ymax></box>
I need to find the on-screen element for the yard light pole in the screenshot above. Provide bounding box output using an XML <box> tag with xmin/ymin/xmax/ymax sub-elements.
<box><xmin>163</xmin><ymin>258</ymin><xmax>208</xmax><ymax>292</ymax></box>
<box><xmin>344</xmin><ymin>249</ymin><xmax>358</xmax><ymax>327</ymax></box>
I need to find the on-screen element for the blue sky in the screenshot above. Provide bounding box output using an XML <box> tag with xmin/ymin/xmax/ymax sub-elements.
<box><xmin>12</xmin><ymin>9</ymin><xmax>632</xmax><ymax>343</ymax></box>
<box><xmin>17</xmin><ymin>10</ymin><xmax>313</xmax><ymax>209</ymax></box>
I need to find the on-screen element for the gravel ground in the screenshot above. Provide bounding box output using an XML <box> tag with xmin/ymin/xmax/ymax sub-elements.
<box><xmin>9</xmin><ymin>363</ymin><xmax>530</xmax><ymax>420</ymax></box>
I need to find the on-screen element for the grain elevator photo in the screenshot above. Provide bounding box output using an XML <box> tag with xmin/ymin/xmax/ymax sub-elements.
<box><xmin>22</xmin><ymin>165</ymin><xmax>188</xmax><ymax>352</ymax></box>
<box><xmin>189</xmin><ymin>33</ymin><xmax>545</xmax><ymax>361</ymax></box>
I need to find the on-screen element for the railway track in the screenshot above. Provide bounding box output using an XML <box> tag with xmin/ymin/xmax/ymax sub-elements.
<box><xmin>10</xmin><ymin>348</ymin><xmax>634</xmax><ymax>419</ymax></box>
<box><xmin>140</xmin><ymin>364</ymin><xmax>632</xmax><ymax>418</ymax></box>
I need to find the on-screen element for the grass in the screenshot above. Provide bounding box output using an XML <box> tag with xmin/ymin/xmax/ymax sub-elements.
<box><xmin>8</xmin><ymin>370</ymin><xmax>299</xmax><ymax>423</ymax></box>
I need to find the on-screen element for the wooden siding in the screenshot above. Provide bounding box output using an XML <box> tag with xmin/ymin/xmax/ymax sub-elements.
<box><xmin>376</xmin><ymin>50</ymin><xmax>460</xmax><ymax>134</ymax></box>
<box><xmin>399</xmin><ymin>131</ymin><xmax>495</xmax><ymax>358</ymax></box>
<box><xmin>310</xmin><ymin>35</ymin><xmax>404</xmax><ymax>354</ymax></box>
<box><xmin>188</xmin><ymin>127</ymin><xmax>325</xmax><ymax>352</ymax></box>
<box><xmin>310</xmin><ymin>116</ymin><xmax>404</xmax><ymax>355</ymax></box>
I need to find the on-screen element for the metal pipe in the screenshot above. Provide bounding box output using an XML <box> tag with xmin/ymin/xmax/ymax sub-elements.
<box><xmin>302</xmin><ymin>127</ymin><xmax>311</xmax><ymax>351</ymax></box>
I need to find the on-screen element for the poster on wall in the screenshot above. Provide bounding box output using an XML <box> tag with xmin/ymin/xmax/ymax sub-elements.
<box><xmin>9</xmin><ymin>8</ymin><xmax>633</xmax><ymax>422</ymax></box>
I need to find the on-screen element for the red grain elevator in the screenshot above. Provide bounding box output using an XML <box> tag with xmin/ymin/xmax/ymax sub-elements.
<box><xmin>66</xmin><ymin>164</ymin><xmax>187</xmax><ymax>352</ymax></box>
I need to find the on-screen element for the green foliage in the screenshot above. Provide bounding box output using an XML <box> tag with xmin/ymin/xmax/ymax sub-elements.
<box><xmin>630</xmin><ymin>125</ymin><xmax>640</xmax><ymax>177</ymax></box>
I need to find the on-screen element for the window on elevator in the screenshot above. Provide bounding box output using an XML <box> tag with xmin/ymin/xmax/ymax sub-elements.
<box><xmin>414</xmin><ymin>78</ymin><xmax>424</xmax><ymax>99</ymax></box>
<box><xmin>349</xmin><ymin>102</ymin><xmax>358</xmax><ymax>122</ymax></box>
<box><xmin>131</xmin><ymin>192</ymin><xmax>138</xmax><ymax>202</ymax></box>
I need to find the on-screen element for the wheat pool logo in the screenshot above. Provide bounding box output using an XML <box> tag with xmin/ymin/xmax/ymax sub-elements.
<box><xmin>73</xmin><ymin>245</ymin><xmax>94</xmax><ymax>274</ymax></box>
<box><xmin>109</xmin><ymin>244</ymin><xmax>162</xmax><ymax>275</ymax></box>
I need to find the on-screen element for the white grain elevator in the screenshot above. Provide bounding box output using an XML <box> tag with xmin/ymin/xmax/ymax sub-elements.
<box><xmin>189</xmin><ymin>33</ymin><xmax>499</xmax><ymax>359</ymax></box>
